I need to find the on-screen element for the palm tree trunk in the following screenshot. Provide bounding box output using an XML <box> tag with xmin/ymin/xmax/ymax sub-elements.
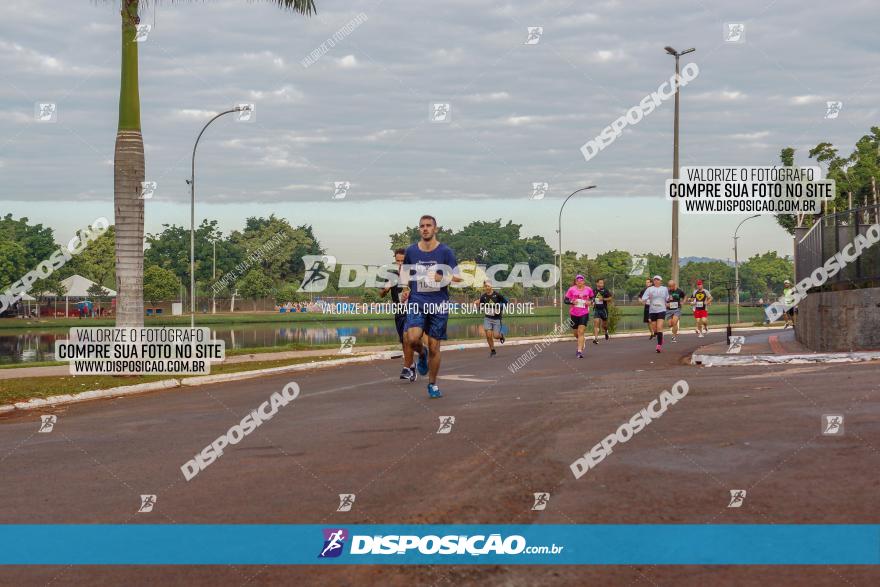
<box><xmin>114</xmin><ymin>0</ymin><xmax>144</xmax><ymax>327</ymax></box>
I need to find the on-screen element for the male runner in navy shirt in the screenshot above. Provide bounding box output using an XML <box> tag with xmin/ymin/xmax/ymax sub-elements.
<box><xmin>402</xmin><ymin>214</ymin><xmax>461</xmax><ymax>398</ymax></box>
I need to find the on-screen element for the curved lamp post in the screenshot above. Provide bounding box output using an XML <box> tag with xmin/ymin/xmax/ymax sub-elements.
<box><xmin>557</xmin><ymin>185</ymin><xmax>597</xmax><ymax>325</ymax></box>
<box><xmin>187</xmin><ymin>106</ymin><xmax>246</xmax><ymax>328</ymax></box>
<box><xmin>733</xmin><ymin>214</ymin><xmax>760</xmax><ymax>323</ymax></box>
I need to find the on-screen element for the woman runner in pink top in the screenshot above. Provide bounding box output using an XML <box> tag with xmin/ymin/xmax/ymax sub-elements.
<box><xmin>564</xmin><ymin>274</ymin><xmax>594</xmax><ymax>358</ymax></box>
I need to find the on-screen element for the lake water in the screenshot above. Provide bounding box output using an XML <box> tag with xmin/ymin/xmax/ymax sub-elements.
<box><xmin>0</xmin><ymin>313</ymin><xmax>656</xmax><ymax>364</ymax></box>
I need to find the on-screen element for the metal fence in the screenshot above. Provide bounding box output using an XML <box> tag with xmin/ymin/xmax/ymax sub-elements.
<box><xmin>796</xmin><ymin>203</ymin><xmax>880</xmax><ymax>288</ymax></box>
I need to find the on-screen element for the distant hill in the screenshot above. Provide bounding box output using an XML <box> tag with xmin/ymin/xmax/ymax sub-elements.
<box><xmin>681</xmin><ymin>256</ymin><xmax>735</xmax><ymax>267</ymax></box>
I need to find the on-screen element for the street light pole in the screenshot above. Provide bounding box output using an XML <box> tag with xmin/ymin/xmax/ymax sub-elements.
<box><xmin>211</xmin><ymin>238</ymin><xmax>217</xmax><ymax>315</ymax></box>
<box><xmin>557</xmin><ymin>186</ymin><xmax>597</xmax><ymax>326</ymax></box>
<box><xmin>733</xmin><ymin>214</ymin><xmax>760</xmax><ymax>323</ymax></box>
<box><xmin>188</xmin><ymin>107</ymin><xmax>243</xmax><ymax>329</ymax></box>
<box><xmin>665</xmin><ymin>46</ymin><xmax>695</xmax><ymax>285</ymax></box>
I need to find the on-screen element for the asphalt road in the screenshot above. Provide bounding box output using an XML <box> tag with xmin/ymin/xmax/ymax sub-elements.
<box><xmin>1</xmin><ymin>329</ymin><xmax>878</xmax><ymax>586</ymax></box>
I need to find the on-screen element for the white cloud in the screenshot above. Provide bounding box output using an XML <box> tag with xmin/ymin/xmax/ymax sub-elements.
<box><xmin>590</xmin><ymin>49</ymin><xmax>626</xmax><ymax>63</ymax></box>
<box><xmin>257</xmin><ymin>147</ymin><xmax>312</xmax><ymax>169</ymax></box>
<box><xmin>335</xmin><ymin>55</ymin><xmax>358</xmax><ymax>68</ymax></box>
<box><xmin>464</xmin><ymin>92</ymin><xmax>511</xmax><ymax>103</ymax></box>
<box><xmin>790</xmin><ymin>95</ymin><xmax>823</xmax><ymax>105</ymax></box>
<box><xmin>173</xmin><ymin>109</ymin><xmax>219</xmax><ymax>120</ymax></box>
<box><xmin>429</xmin><ymin>48</ymin><xmax>465</xmax><ymax>64</ymax></box>
<box><xmin>730</xmin><ymin>131</ymin><xmax>770</xmax><ymax>140</ymax></box>
<box><xmin>247</xmin><ymin>85</ymin><xmax>304</xmax><ymax>103</ymax></box>
<box><xmin>691</xmin><ymin>90</ymin><xmax>747</xmax><ymax>102</ymax></box>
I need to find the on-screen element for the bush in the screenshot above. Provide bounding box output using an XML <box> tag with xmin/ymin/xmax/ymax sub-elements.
<box><xmin>607</xmin><ymin>303</ymin><xmax>622</xmax><ymax>334</ymax></box>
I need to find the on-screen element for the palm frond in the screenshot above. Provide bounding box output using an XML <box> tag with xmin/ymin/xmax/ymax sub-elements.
<box><xmin>100</xmin><ymin>1</ymin><xmax>317</xmax><ymax>17</ymax></box>
<box><xmin>270</xmin><ymin>0</ymin><xmax>317</xmax><ymax>16</ymax></box>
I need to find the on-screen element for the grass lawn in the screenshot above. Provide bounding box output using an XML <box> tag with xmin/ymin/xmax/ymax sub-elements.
<box><xmin>0</xmin><ymin>306</ymin><xmax>561</xmax><ymax>330</ymax></box>
<box><xmin>0</xmin><ymin>355</ymin><xmax>338</xmax><ymax>406</ymax></box>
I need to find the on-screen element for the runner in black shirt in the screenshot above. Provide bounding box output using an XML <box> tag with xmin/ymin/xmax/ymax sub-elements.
<box><xmin>665</xmin><ymin>279</ymin><xmax>686</xmax><ymax>343</ymax></box>
<box><xmin>591</xmin><ymin>278</ymin><xmax>612</xmax><ymax>344</ymax></box>
<box><xmin>638</xmin><ymin>278</ymin><xmax>654</xmax><ymax>339</ymax></box>
<box><xmin>380</xmin><ymin>248</ymin><xmax>413</xmax><ymax>380</ymax></box>
<box><xmin>474</xmin><ymin>280</ymin><xmax>508</xmax><ymax>357</ymax></box>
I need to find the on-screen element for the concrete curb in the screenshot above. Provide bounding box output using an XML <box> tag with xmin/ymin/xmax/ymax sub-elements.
<box><xmin>691</xmin><ymin>351</ymin><xmax>880</xmax><ymax>367</ymax></box>
<box><xmin>11</xmin><ymin>379</ymin><xmax>181</xmax><ymax>410</ymax></box>
<box><xmin>0</xmin><ymin>350</ymin><xmax>406</xmax><ymax>413</ymax></box>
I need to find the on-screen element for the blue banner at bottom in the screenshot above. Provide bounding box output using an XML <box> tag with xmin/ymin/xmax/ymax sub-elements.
<box><xmin>1</xmin><ymin>525</ymin><xmax>878</xmax><ymax>565</ymax></box>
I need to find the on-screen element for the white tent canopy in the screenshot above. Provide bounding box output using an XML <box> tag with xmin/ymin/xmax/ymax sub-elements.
<box><xmin>58</xmin><ymin>275</ymin><xmax>117</xmax><ymax>298</ymax></box>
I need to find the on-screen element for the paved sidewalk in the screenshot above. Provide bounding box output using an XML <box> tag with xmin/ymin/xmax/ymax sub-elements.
<box><xmin>691</xmin><ymin>328</ymin><xmax>880</xmax><ymax>366</ymax></box>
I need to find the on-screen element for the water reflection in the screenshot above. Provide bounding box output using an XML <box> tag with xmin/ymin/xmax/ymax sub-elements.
<box><xmin>0</xmin><ymin>315</ymin><xmax>644</xmax><ymax>363</ymax></box>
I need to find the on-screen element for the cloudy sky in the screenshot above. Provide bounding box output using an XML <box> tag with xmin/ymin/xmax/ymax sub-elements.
<box><xmin>0</xmin><ymin>0</ymin><xmax>876</xmax><ymax>264</ymax></box>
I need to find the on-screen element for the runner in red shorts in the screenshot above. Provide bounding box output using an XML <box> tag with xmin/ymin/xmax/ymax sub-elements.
<box><xmin>690</xmin><ymin>279</ymin><xmax>712</xmax><ymax>337</ymax></box>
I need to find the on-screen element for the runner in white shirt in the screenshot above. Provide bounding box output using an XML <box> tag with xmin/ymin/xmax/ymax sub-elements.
<box><xmin>640</xmin><ymin>275</ymin><xmax>670</xmax><ymax>353</ymax></box>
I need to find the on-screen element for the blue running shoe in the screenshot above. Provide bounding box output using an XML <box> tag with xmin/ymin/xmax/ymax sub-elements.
<box><xmin>427</xmin><ymin>383</ymin><xmax>442</xmax><ymax>398</ymax></box>
<box><xmin>401</xmin><ymin>366</ymin><xmax>417</xmax><ymax>382</ymax></box>
<box><xmin>417</xmin><ymin>347</ymin><xmax>429</xmax><ymax>376</ymax></box>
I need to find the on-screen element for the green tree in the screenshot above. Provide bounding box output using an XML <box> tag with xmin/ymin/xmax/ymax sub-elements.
<box><xmin>739</xmin><ymin>252</ymin><xmax>793</xmax><ymax>300</ymax></box>
<box><xmin>146</xmin><ymin>220</ymin><xmax>244</xmax><ymax>297</ymax></box>
<box><xmin>143</xmin><ymin>265</ymin><xmax>181</xmax><ymax>307</ymax></box>
<box><xmin>775</xmin><ymin>126</ymin><xmax>880</xmax><ymax>235</ymax></box>
<box><xmin>0</xmin><ymin>240</ymin><xmax>29</xmax><ymax>290</ymax></box>
<box><xmin>275</xmin><ymin>284</ymin><xmax>303</xmax><ymax>305</ymax></box>
<box><xmin>106</xmin><ymin>1</ymin><xmax>317</xmax><ymax>327</ymax></box>
<box><xmin>87</xmin><ymin>282</ymin><xmax>110</xmax><ymax>315</ymax></box>
<box><xmin>388</xmin><ymin>219</ymin><xmax>554</xmax><ymax>273</ymax></box>
<box><xmin>66</xmin><ymin>226</ymin><xmax>117</xmax><ymax>288</ymax></box>
<box><xmin>0</xmin><ymin>214</ymin><xmax>56</xmax><ymax>271</ymax></box>
<box><xmin>229</xmin><ymin>215</ymin><xmax>322</xmax><ymax>283</ymax></box>
<box><xmin>31</xmin><ymin>274</ymin><xmax>67</xmax><ymax>317</ymax></box>
<box><xmin>680</xmin><ymin>261</ymin><xmax>734</xmax><ymax>298</ymax></box>
<box><xmin>237</xmin><ymin>269</ymin><xmax>275</xmax><ymax>310</ymax></box>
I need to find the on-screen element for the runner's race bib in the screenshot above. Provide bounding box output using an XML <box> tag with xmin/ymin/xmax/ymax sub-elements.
<box><xmin>669</xmin><ymin>301</ymin><xmax>679</xmax><ymax>309</ymax></box>
<box><xmin>595</xmin><ymin>297</ymin><xmax>604</xmax><ymax>305</ymax></box>
<box><xmin>696</xmin><ymin>301</ymin><xmax>704</xmax><ymax>308</ymax></box>
<box><xmin>575</xmin><ymin>299</ymin><xmax>587</xmax><ymax>308</ymax></box>
<box><xmin>415</xmin><ymin>265</ymin><xmax>440</xmax><ymax>293</ymax></box>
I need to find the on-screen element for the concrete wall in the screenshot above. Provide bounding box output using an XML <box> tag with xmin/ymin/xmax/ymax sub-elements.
<box><xmin>796</xmin><ymin>287</ymin><xmax>880</xmax><ymax>351</ymax></box>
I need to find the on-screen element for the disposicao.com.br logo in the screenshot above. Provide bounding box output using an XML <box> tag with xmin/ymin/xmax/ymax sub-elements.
<box><xmin>317</xmin><ymin>528</ymin><xmax>564</xmax><ymax>559</ymax></box>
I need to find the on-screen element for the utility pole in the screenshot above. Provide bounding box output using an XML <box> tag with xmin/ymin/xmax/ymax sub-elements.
<box><xmin>665</xmin><ymin>46</ymin><xmax>695</xmax><ymax>284</ymax></box>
